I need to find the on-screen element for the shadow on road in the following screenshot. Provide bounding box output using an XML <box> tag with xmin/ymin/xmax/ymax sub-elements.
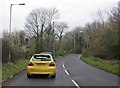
<box><xmin>28</xmin><ymin>74</ymin><xmax>55</xmax><ymax>79</ymax></box>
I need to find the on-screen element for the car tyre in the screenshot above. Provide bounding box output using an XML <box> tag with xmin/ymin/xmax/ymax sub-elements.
<box><xmin>51</xmin><ymin>75</ymin><xmax>56</xmax><ymax>78</ymax></box>
<box><xmin>27</xmin><ymin>74</ymin><xmax>32</xmax><ymax>78</ymax></box>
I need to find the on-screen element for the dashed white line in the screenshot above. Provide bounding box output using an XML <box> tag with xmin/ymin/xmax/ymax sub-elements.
<box><xmin>65</xmin><ymin>69</ymin><xmax>70</xmax><ymax>75</ymax></box>
<box><xmin>72</xmin><ymin>80</ymin><xmax>80</xmax><ymax>88</ymax></box>
<box><xmin>63</xmin><ymin>64</ymin><xmax>65</xmax><ymax>68</ymax></box>
<box><xmin>63</xmin><ymin>64</ymin><xmax>70</xmax><ymax>75</ymax></box>
<box><xmin>63</xmin><ymin>64</ymin><xmax>80</xmax><ymax>87</ymax></box>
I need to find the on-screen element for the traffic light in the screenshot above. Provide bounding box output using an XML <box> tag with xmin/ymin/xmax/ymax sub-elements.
<box><xmin>25</xmin><ymin>38</ymin><xmax>29</xmax><ymax>48</ymax></box>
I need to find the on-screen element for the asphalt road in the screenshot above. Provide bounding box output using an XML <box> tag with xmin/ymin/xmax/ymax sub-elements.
<box><xmin>2</xmin><ymin>54</ymin><xmax>119</xmax><ymax>88</ymax></box>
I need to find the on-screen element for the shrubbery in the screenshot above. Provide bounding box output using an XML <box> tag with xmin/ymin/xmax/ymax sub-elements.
<box><xmin>2</xmin><ymin>38</ymin><xmax>26</xmax><ymax>63</ymax></box>
<box><xmin>82</xmin><ymin>49</ymin><xmax>92</xmax><ymax>58</ymax></box>
<box><xmin>55</xmin><ymin>49</ymin><xmax>65</xmax><ymax>56</ymax></box>
<box><xmin>81</xmin><ymin>7</ymin><xmax>119</xmax><ymax>60</ymax></box>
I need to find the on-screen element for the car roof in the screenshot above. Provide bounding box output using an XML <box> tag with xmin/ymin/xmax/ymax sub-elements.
<box><xmin>33</xmin><ymin>53</ymin><xmax>50</xmax><ymax>56</ymax></box>
<box><xmin>40</xmin><ymin>52</ymin><xmax>54</xmax><ymax>55</ymax></box>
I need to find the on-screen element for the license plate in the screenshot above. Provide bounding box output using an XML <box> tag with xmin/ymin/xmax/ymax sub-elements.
<box><xmin>36</xmin><ymin>63</ymin><xmax>45</xmax><ymax>65</ymax></box>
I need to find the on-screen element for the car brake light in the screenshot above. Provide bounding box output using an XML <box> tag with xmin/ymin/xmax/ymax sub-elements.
<box><xmin>28</xmin><ymin>62</ymin><xmax>33</xmax><ymax>66</ymax></box>
<box><xmin>49</xmin><ymin>62</ymin><xmax>55</xmax><ymax>66</ymax></box>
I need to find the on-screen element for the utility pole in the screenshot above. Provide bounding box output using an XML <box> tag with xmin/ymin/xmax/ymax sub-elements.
<box><xmin>52</xmin><ymin>21</ymin><xmax>55</xmax><ymax>53</ymax></box>
<box><xmin>80</xmin><ymin>30</ymin><xmax>83</xmax><ymax>53</ymax></box>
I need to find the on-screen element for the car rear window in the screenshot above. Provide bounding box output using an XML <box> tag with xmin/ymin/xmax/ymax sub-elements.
<box><xmin>32</xmin><ymin>55</ymin><xmax>51</xmax><ymax>61</ymax></box>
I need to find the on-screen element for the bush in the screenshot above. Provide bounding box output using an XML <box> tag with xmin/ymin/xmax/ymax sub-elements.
<box><xmin>2</xmin><ymin>38</ymin><xmax>9</xmax><ymax>63</ymax></box>
<box><xmin>82</xmin><ymin>49</ymin><xmax>92</xmax><ymax>58</ymax></box>
<box><xmin>2</xmin><ymin>38</ymin><xmax>25</xmax><ymax>63</ymax></box>
<box><xmin>10</xmin><ymin>45</ymin><xmax>25</xmax><ymax>63</ymax></box>
<box><xmin>55</xmin><ymin>49</ymin><xmax>64</xmax><ymax>56</ymax></box>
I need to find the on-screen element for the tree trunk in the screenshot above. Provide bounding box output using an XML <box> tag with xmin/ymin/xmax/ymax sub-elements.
<box><xmin>40</xmin><ymin>24</ymin><xmax>44</xmax><ymax>52</ymax></box>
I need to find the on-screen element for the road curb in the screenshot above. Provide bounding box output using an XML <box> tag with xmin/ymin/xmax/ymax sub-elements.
<box><xmin>2</xmin><ymin>68</ymin><xmax>26</xmax><ymax>84</ymax></box>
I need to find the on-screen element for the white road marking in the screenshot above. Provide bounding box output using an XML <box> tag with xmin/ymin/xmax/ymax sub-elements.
<box><xmin>63</xmin><ymin>64</ymin><xmax>65</xmax><ymax>68</ymax></box>
<box><xmin>72</xmin><ymin>80</ymin><xmax>80</xmax><ymax>88</ymax></box>
<box><xmin>63</xmin><ymin>64</ymin><xmax>70</xmax><ymax>75</ymax></box>
<box><xmin>65</xmin><ymin>69</ymin><xmax>70</xmax><ymax>75</ymax></box>
<box><xmin>62</xmin><ymin>64</ymin><xmax>80</xmax><ymax>88</ymax></box>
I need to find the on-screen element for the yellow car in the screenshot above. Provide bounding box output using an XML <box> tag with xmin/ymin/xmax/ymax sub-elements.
<box><xmin>27</xmin><ymin>52</ymin><xmax>56</xmax><ymax>78</ymax></box>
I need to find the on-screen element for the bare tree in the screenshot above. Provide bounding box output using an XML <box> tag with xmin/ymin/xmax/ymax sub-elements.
<box><xmin>55</xmin><ymin>22</ymin><xmax>68</xmax><ymax>50</ymax></box>
<box><xmin>24</xmin><ymin>8</ymin><xmax>59</xmax><ymax>53</ymax></box>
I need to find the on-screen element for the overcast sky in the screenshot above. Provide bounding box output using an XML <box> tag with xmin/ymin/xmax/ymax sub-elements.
<box><xmin>0</xmin><ymin>0</ymin><xmax>119</xmax><ymax>37</ymax></box>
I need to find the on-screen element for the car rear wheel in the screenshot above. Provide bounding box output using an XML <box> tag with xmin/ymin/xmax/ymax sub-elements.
<box><xmin>27</xmin><ymin>74</ymin><xmax>32</xmax><ymax>78</ymax></box>
<box><xmin>51</xmin><ymin>75</ymin><xmax>56</xmax><ymax>78</ymax></box>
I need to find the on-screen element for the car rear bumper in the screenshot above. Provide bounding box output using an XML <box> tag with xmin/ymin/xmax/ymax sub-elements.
<box><xmin>27</xmin><ymin>66</ymin><xmax>56</xmax><ymax>75</ymax></box>
<box><xmin>27</xmin><ymin>72</ymin><xmax>55</xmax><ymax>75</ymax></box>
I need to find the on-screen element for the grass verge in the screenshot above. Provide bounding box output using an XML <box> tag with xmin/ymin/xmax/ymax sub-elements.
<box><xmin>2</xmin><ymin>59</ymin><xmax>29</xmax><ymax>81</ymax></box>
<box><xmin>81</xmin><ymin>56</ymin><xmax>120</xmax><ymax>75</ymax></box>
